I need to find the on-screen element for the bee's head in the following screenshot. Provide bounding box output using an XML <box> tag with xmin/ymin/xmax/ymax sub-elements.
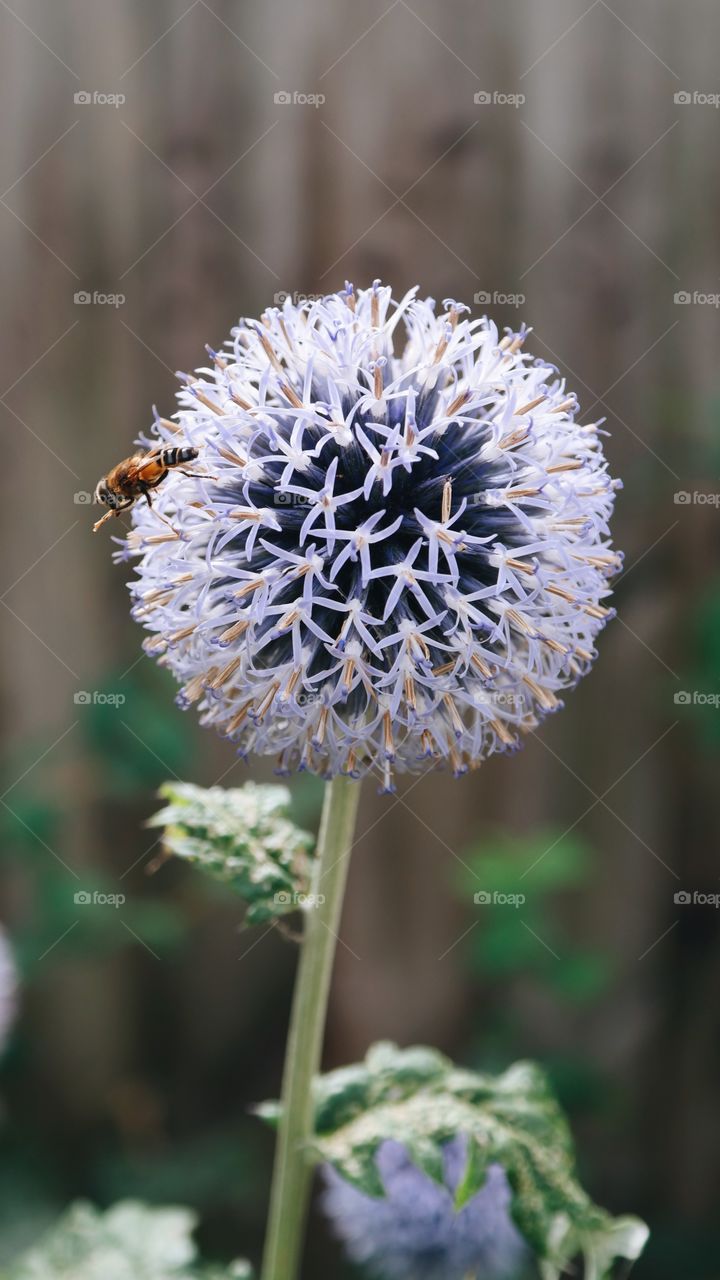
<box><xmin>94</xmin><ymin>478</ymin><xmax>117</xmax><ymax>508</ymax></box>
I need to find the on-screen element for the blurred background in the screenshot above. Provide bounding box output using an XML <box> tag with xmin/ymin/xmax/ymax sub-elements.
<box><xmin>1</xmin><ymin>0</ymin><xmax>719</xmax><ymax>1275</ymax></box>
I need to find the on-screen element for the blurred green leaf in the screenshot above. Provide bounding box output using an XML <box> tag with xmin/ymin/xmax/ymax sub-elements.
<box><xmin>11</xmin><ymin>876</ymin><xmax>188</xmax><ymax>976</ymax></box>
<box><xmin>79</xmin><ymin>668</ymin><xmax>194</xmax><ymax>795</ymax></box>
<box><xmin>457</xmin><ymin>830</ymin><xmax>613</xmax><ymax>1006</ymax></box>
<box><xmin>463</xmin><ymin>829</ymin><xmax>592</xmax><ymax>893</ymax></box>
<box><xmin>685</xmin><ymin>586</ymin><xmax>720</xmax><ymax>748</ymax></box>
<box><xmin>3</xmin><ymin>1199</ymin><xmax>252</xmax><ymax>1279</ymax></box>
<box><xmin>147</xmin><ymin>781</ymin><xmax>314</xmax><ymax>927</ymax></box>
<box><xmin>264</xmin><ymin>1041</ymin><xmax>648</xmax><ymax>1280</ymax></box>
<box><xmin>549</xmin><ymin>953</ymin><xmax>612</xmax><ymax>1002</ymax></box>
<box><xmin>96</xmin><ymin>1128</ymin><xmax>264</xmax><ymax>1213</ymax></box>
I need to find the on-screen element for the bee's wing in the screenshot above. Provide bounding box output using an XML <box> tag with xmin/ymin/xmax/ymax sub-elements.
<box><xmin>135</xmin><ymin>451</ymin><xmax>163</xmax><ymax>475</ymax></box>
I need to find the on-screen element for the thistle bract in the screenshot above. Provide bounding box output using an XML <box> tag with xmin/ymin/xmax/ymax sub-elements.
<box><xmin>123</xmin><ymin>283</ymin><xmax>620</xmax><ymax>785</ymax></box>
<box><xmin>322</xmin><ymin>1137</ymin><xmax>526</xmax><ymax>1280</ymax></box>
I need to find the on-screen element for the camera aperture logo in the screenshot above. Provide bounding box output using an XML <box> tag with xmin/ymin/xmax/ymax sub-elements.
<box><xmin>274</xmin><ymin>890</ymin><xmax>326</xmax><ymax>909</ymax></box>
<box><xmin>474</xmin><ymin>889</ymin><xmax>526</xmax><ymax>908</ymax></box>
<box><xmin>674</xmin><ymin>890</ymin><xmax>720</xmax><ymax>908</ymax></box>
<box><xmin>74</xmin><ymin>890</ymin><xmax>125</xmax><ymax>908</ymax></box>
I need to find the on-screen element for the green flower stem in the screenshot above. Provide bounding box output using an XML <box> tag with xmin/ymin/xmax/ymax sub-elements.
<box><xmin>261</xmin><ymin>775</ymin><xmax>361</xmax><ymax>1280</ymax></box>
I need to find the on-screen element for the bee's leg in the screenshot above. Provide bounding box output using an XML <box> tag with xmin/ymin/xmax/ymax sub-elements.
<box><xmin>178</xmin><ymin>469</ymin><xmax>219</xmax><ymax>481</ymax></box>
<box><xmin>143</xmin><ymin>487</ymin><xmax>178</xmax><ymax>533</ymax></box>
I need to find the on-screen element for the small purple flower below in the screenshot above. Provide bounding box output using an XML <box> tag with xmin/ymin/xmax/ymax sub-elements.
<box><xmin>322</xmin><ymin>1136</ymin><xmax>527</xmax><ymax>1280</ymax></box>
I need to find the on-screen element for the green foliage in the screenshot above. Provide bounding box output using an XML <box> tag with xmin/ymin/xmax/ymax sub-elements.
<box><xmin>3</xmin><ymin>1199</ymin><xmax>252</xmax><ymax>1280</ymax></box>
<box><xmin>147</xmin><ymin>781</ymin><xmax>314</xmax><ymax>926</ymax></box>
<box><xmin>274</xmin><ymin>1041</ymin><xmax>647</xmax><ymax>1280</ymax></box>
<box><xmin>95</xmin><ymin>1126</ymin><xmax>266</xmax><ymax>1215</ymax></box>
<box><xmin>686</xmin><ymin>585</ymin><xmax>720</xmax><ymax>748</ymax></box>
<box><xmin>459</xmin><ymin>829</ymin><xmax>613</xmax><ymax>1004</ymax></box>
<box><xmin>0</xmin><ymin>811</ymin><xmax>188</xmax><ymax>977</ymax></box>
<box><xmin>77</xmin><ymin>668</ymin><xmax>195</xmax><ymax>796</ymax></box>
<box><xmin>0</xmin><ymin>668</ymin><xmax>199</xmax><ymax>976</ymax></box>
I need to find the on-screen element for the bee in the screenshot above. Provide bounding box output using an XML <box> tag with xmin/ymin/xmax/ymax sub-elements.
<box><xmin>92</xmin><ymin>445</ymin><xmax>202</xmax><ymax>532</ymax></box>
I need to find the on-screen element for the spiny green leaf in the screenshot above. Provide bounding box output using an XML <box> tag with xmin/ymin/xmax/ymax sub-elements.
<box><xmin>265</xmin><ymin>1042</ymin><xmax>647</xmax><ymax>1280</ymax></box>
<box><xmin>403</xmin><ymin>1134</ymin><xmax>445</xmax><ymax>1186</ymax></box>
<box><xmin>539</xmin><ymin>1213</ymin><xmax>649</xmax><ymax>1280</ymax></box>
<box><xmin>147</xmin><ymin>781</ymin><xmax>313</xmax><ymax>926</ymax></box>
<box><xmin>252</xmin><ymin>1100</ymin><xmax>281</xmax><ymax>1128</ymax></box>
<box><xmin>365</xmin><ymin>1040</ymin><xmax>450</xmax><ymax>1084</ymax></box>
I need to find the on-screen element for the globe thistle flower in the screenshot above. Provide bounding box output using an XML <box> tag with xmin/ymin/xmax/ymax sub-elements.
<box><xmin>322</xmin><ymin>1137</ymin><xmax>526</xmax><ymax>1280</ymax></box>
<box><xmin>122</xmin><ymin>282</ymin><xmax>621</xmax><ymax>787</ymax></box>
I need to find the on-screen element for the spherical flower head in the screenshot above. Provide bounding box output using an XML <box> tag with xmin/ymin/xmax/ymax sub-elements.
<box><xmin>321</xmin><ymin>1137</ymin><xmax>527</xmax><ymax>1280</ymax></box>
<box><xmin>123</xmin><ymin>282</ymin><xmax>621</xmax><ymax>786</ymax></box>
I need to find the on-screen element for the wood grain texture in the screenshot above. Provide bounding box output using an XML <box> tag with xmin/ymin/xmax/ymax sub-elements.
<box><xmin>1</xmin><ymin>0</ymin><xmax>718</xmax><ymax>1242</ymax></box>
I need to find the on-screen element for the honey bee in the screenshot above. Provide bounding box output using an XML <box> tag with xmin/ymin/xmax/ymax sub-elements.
<box><xmin>92</xmin><ymin>445</ymin><xmax>201</xmax><ymax>532</ymax></box>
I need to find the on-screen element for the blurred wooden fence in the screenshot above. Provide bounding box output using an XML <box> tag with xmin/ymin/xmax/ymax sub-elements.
<box><xmin>1</xmin><ymin>0</ymin><xmax>719</xmax><ymax>1248</ymax></box>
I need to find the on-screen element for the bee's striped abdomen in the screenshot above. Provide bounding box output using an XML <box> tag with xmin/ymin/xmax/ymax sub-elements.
<box><xmin>160</xmin><ymin>446</ymin><xmax>198</xmax><ymax>468</ymax></box>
